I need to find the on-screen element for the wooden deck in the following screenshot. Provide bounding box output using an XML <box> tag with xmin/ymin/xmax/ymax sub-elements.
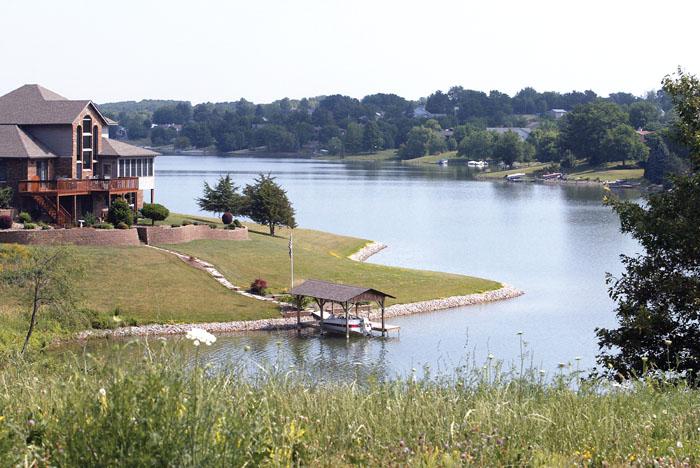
<box><xmin>18</xmin><ymin>177</ymin><xmax>139</xmax><ymax>196</ymax></box>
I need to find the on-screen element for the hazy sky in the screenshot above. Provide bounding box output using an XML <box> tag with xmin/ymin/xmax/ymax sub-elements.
<box><xmin>1</xmin><ymin>0</ymin><xmax>697</xmax><ymax>104</ymax></box>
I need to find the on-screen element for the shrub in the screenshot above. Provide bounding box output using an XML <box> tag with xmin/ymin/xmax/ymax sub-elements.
<box><xmin>249</xmin><ymin>278</ymin><xmax>268</xmax><ymax>296</ymax></box>
<box><xmin>41</xmin><ymin>224</ymin><xmax>50</xmax><ymax>230</ymax></box>
<box><xmin>23</xmin><ymin>223</ymin><xmax>36</xmax><ymax>230</ymax></box>
<box><xmin>0</xmin><ymin>215</ymin><xmax>12</xmax><ymax>230</ymax></box>
<box><xmin>182</xmin><ymin>220</ymin><xmax>193</xmax><ymax>226</ymax></box>
<box><xmin>193</xmin><ymin>222</ymin><xmax>201</xmax><ymax>226</ymax></box>
<box><xmin>221</xmin><ymin>211</ymin><xmax>233</xmax><ymax>225</ymax></box>
<box><xmin>141</xmin><ymin>203</ymin><xmax>170</xmax><ymax>226</ymax></box>
<box><xmin>225</xmin><ymin>224</ymin><xmax>237</xmax><ymax>230</ymax></box>
<box><xmin>171</xmin><ymin>223</ymin><xmax>181</xmax><ymax>228</ymax></box>
<box><xmin>233</xmin><ymin>219</ymin><xmax>243</xmax><ymax>228</ymax></box>
<box><xmin>94</xmin><ymin>222</ymin><xmax>114</xmax><ymax>230</ymax></box>
<box><xmin>83</xmin><ymin>212</ymin><xmax>97</xmax><ymax>227</ymax></box>
<box><xmin>107</xmin><ymin>198</ymin><xmax>134</xmax><ymax>227</ymax></box>
<box><xmin>115</xmin><ymin>222</ymin><xmax>129</xmax><ymax>230</ymax></box>
<box><xmin>0</xmin><ymin>187</ymin><xmax>12</xmax><ymax>209</ymax></box>
<box><xmin>209</xmin><ymin>224</ymin><xmax>217</xmax><ymax>229</ymax></box>
<box><xmin>18</xmin><ymin>211</ymin><xmax>31</xmax><ymax>224</ymax></box>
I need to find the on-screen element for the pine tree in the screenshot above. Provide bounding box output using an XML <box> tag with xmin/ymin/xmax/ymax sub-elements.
<box><xmin>242</xmin><ymin>174</ymin><xmax>296</xmax><ymax>236</ymax></box>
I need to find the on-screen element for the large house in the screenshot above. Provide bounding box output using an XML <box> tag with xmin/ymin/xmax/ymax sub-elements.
<box><xmin>0</xmin><ymin>84</ymin><xmax>158</xmax><ymax>225</ymax></box>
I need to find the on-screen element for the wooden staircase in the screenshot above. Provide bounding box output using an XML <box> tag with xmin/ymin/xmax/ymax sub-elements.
<box><xmin>31</xmin><ymin>195</ymin><xmax>72</xmax><ymax>226</ymax></box>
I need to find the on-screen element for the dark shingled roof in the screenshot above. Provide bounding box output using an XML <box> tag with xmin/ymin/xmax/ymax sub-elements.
<box><xmin>0</xmin><ymin>84</ymin><xmax>108</xmax><ymax>125</ymax></box>
<box><xmin>289</xmin><ymin>279</ymin><xmax>394</xmax><ymax>303</ymax></box>
<box><xmin>0</xmin><ymin>125</ymin><xmax>57</xmax><ymax>159</ymax></box>
<box><xmin>100</xmin><ymin>138</ymin><xmax>160</xmax><ymax>157</ymax></box>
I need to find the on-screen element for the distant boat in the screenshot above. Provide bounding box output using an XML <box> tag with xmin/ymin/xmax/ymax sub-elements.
<box><xmin>437</xmin><ymin>159</ymin><xmax>449</xmax><ymax>166</ymax></box>
<box><xmin>505</xmin><ymin>173</ymin><xmax>526</xmax><ymax>181</ymax></box>
<box><xmin>541</xmin><ymin>172</ymin><xmax>563</xmax><ymax>180</ymax></box>
<box><xmin>467</xmin><ymin>160</ymin><xmax>488</xmax><ymax>167</ymax></box>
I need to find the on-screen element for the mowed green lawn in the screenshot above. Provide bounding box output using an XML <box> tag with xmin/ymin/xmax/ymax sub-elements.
<box><xmin>162</xmin><ymin>225</ymin><xmax>502</xmax><ymax>306</ymax></box>
<box><xmin>0</xmin><ymin>244</ymin><xmax>278</xmax><ymax>346</ymax></box>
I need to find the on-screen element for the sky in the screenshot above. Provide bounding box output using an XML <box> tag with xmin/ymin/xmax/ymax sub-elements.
<box><xmin>1</xmin><ymin>0</ymin><xmax>698</xmax><ymax>104</ymax></box>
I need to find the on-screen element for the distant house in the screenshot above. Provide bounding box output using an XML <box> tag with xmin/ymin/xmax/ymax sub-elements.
<box><xmin>547</xmin><ymin>109</ymin><xmax>568</xmax><ymax>119</ymax></box>
<box><xmin>486</xmin><ymin>127</ymin><xmax>533</xmax><ymax>141</ymax></box>
<box><xmin>441</xmin><ymin>128</ymin><xmax>454</xmax><ymax>138</ymax></box>
<box><xmin>635</xmin><ymin>128</ymin><xmax>654</xmax><ymax>142</ymax></box>
<box><xmin>413</xmin><ymin>105</ymin><xmax>446</xmax><ymax>119</ymax></box>
<box><xmin>0</xmin><ymin>84</ymin><xmax>159</xmax><ymax>225</ymax></box>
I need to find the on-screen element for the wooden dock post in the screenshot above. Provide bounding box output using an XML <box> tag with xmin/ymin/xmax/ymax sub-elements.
<box><xmin>380</xmin><ymin>298</ymin><xmax>386</xmax><ymax>337</ymax></box>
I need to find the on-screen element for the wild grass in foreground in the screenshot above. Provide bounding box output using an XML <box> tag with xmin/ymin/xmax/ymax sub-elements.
<box><xmin>1</xmin><ymin>343</ymin><xmax>700</xmax><ymax>466</ymax></box>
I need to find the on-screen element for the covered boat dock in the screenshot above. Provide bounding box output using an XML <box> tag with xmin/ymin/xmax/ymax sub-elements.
<box><xmin>289</xmin><ymin>279</ymin><xmax>398</xmax><ymax>338</ymax></box>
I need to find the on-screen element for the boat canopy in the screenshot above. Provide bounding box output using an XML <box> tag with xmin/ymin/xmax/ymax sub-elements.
<box><xmin>289</xmin><ymin>279</ymin><xmax>394</xmax><ymax>304</ymax></box>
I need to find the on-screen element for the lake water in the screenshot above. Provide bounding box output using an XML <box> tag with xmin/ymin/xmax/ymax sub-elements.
<box><xmin>116</xmin><ymin>155</ymin><xmax>641</xmax><ymax>379</ymax></box>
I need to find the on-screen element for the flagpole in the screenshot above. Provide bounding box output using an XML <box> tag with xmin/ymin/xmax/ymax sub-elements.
<box><xmin>289</xmin><ymin>229</ymin><xmax>294</xmax><ymax>290</ymax></box>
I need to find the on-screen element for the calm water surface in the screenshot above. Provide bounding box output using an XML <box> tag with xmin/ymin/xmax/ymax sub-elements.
<box><xmin>103</xmin><ymin>156</ymin><xmax>641</xmax><ymax>379</ymax></box>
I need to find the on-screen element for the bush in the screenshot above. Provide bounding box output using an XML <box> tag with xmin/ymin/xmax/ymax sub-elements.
<box><xmin>193</xmin><ymin>222</ymin><xmax>201</xmax><ymax>226</ymax></box>
<box><xmin>171</xmin><ymin>223</ymin><xmax>181</xmax><ymax>228</ymax></box>
<box><xmin>182</xmin><ymin>220</ymin><xmax>193</xmax><ymax>226</ymax></box>
<box><xmin>0</xmin><ymin>187</ymin><xmax>12</xmax><ymax>209</ymax></box>
<box><xmin>249</xmin><ymin>278</ymin><xmax>268</xmax><ymax>296</ymax></box>
<box><xmin>23</xmin><ymin>223</ymin><xmax>36</xmax><ymax>230</ymax></box>
<box><xmin>94</xmin><ymin>222</ymin><xmax>114</xmax><ymax>230</ymax></box>
<box><xmin>83</xmin><ymin>212</ymin><xmax>97</xmax><ymax>227</ymax></box>
<box><xmin>107</xmin><ymin>198</ymin><xmax>134</xmax><ymax>227</ymax></box>
<box><xmin>115</xmin><ymin>222</ymin><xmax>129</xmax><ymax>230</ymax></box>
<box><xmin>233</xmin><ymin>219</ymin><xmax>243</xmax><ymax>228</ymax></box>
<box><xmin>41</xmin><ymin>224</ymin><xmax>50</xmax><ymax>230</ymax></box>
<box><xmin>0</xmin><ymin>215</ymin><xmax>12</xmax><ymax>229</ymax></box>
<box><xmin>141</xmin><ymin>203</ymin><xmax>170</xmax><ymax>226</ymax></box>
<box><xmin>18</xmin><ymin>211</ymin><xmax>31</xmax><ymax>224</ymax></box>
<box><xmin>221</xmin><ymin>211</ymin><xmax>233</xmax><ymax>225</ymax></box>
<box><xmin>225</xmin><ymin>224</ymin><xmax>237</xmax><ymax>230</ymax></box>
<box><xmin>209</xmin><ymin>224</ymin><xmax>217</xmax><ymax>229</ymax></box>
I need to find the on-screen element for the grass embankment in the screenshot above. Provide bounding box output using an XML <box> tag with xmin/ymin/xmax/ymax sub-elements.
<box><xmin>402</xmin><ymin>150</ymin><xmax>459</xmax><ymax>165</ymax></box>
<box><xmin>2</xmin><ymin>345</ymin><xmax>700</xmax><ymax>465</ymax></box>
<box><xmin>0</xmin><ymin>244</ymin><xmax>278</xmax><ymax>351</ymax></box>
<box><xmin>479</xmin><ymin>161</ymin><xmax>645</xmax><ymax>182</ymax></box>
<box><xmin>161</xmin><ymin>223</ymin><xmax>501</xmax><ymax>306</ymax></box>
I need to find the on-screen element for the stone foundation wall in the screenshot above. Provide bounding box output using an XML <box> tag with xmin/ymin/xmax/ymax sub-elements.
<box><xmin>136</xmin><ymin>225</ymin><xmax>248</xmax><ymax>245</ymax></box>
<box><xmin>0</xmin><ymin>227</ymin><xmax>141</xmax><ymax>246</ymax></box>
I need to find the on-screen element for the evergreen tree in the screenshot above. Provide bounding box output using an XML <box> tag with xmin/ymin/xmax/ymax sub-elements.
<box><xmin>242</xmin><ymin>174</ymin><xmax>296</xmax><ymax>236</ymax></box>
<box><xmin>197</xmin><ymin>175</ymin><xmax>245</xmax><ymax>215</ymax></box>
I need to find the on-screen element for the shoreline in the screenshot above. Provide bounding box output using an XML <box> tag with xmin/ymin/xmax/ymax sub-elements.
<box><xmin>72</xmin><ymin>239</ymin><xmax>523</xmax><ymax>341</ymax></box>
<box><xmin>74</xmin><ymin>284</ymin><xmax>523</xmax><ymax>340</ymax></box>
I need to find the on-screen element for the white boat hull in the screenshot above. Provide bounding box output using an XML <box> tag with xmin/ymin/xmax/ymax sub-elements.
<box><xmin>320</xmin><ymin>315</ymin><xmax>372</xmax><ymax>336</ymax></box>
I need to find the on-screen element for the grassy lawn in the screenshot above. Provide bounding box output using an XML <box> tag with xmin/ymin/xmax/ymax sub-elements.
<box><xmin>402</xmin><ymin>150</ymin><xmax>459</xmax><ymax>165</ymax></box>
<box><xmin>0</xmin><ymin>244</ymin><xmax>278</xmax><ymax>351</ymax></box>
<box><xmin>320</xmin><ymin>148</ymin><xmax>399</xmax><ymax>161</ymax></box>
<box><xmin>566</xmin><ymin>163</ymin><xmax>644</xmax><ymax>182</ymax></box>
<box><xmin>478</xmin><ymin>162</ymin><xmax>549</xmax><ymax>179</ymax></box>
<box><xmin>161</xmin><ymin>225</ymin><xmax>501</xmax><ymax>306</ymax></box>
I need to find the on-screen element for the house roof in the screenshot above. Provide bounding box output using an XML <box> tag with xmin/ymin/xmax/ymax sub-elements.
<box><xmin>289</xmin><ymin>279</ymin><xmax>394</xmax><ymax>303</ymax></box>
<box><xmin>0</xmin><ymin>125</ymin><xmax>57</xmax><ymax>159</ymax></box>
<box><xmin>100</xmin><ymin>138</ymin><xmax>160</xmax><ymax>157</ymax></box>
<box><xmin>486</xmin><ymin>127</ymin><xmax>533</xmax><ymax>141</ymax></box>
<box><xmin>0</xmin><ymin>84</ymin><xmax>109</xmax><ymax>125</ymax></box>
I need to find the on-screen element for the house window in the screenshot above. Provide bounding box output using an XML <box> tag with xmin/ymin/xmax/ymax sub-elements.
<box><xmin>82</xmin><ymin>116</ymin><xmax>92</xmax><ymax>170</ymax></box>
<box><xmin>147</xmin><ymin>158</ymin><xmax>153</xmax><ymax>176</ymax></box>
<box><xmin>137</xmin><ymin>159</ymin><xmax>143</xmax><ymax>177</ymax></box>
<box><xmin>119</xmin><ymin>159</ymin><xmax>125</xmax><ymax>177</ymax></box>
<box><xmin>93</xmin><ymin>125</ymin><xmax>99</xmax><ymax>154</ymax></box>
<box><xmin>0</xmin><ymin>160</ymin><xmax>6</xmax><ymax>182</ymax></box>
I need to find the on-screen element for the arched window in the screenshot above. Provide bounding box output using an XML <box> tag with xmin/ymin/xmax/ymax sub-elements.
<box><xmin>82</xmin><ymin>116</ymin><xmax>92</xmax><ymax>170</ymax></box>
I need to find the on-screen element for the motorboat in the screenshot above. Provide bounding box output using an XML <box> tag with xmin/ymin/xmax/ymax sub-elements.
<box><xmin>437</xmin><ymin>159</ymin><xmax>449</xmax><ymax>166</ymax></box>
<box><xmin>467</xmin><ymin>160</ymin><xmax>488</xmax><ymax>167</ymax></box>
<box><xmin>505</xmin><ymin>173</ymin><xmax>526</xmax><ymax>181</ymax></box>
<box><xmin>312</xmin><ymin>310</ymin><xmax>373</xmax><ymax>336</ymax></box>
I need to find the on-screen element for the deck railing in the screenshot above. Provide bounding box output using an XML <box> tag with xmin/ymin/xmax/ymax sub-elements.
<box><xmin>18</xmin><ymin>177</ymin><xmax>139</xmax><ymax>194</ymax></box>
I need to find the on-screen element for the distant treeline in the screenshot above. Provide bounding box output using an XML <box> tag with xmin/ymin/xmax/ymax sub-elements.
<box><xmin>99</xmin><ymin>86</ymin><xmax>689</xmax><ymax>182</ymax></box>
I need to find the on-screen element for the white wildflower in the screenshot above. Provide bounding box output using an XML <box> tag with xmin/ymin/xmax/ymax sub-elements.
<box><xmin>98</xmin><ymin>388</ymin><xmax>106</xmax><ymax>397</ymax></box>
<box><xmin>677</xmin><ymin>441</ymin><xmax>683</xmax><ymax>448</ymax></box>
<box><xmin>664</xmin><ymin>339</ymin><xmax>672</xmax><ymax>346</ymax></box>
<box><xmin>487</xmin><ymin>353</ymin><xmax>494</xmax><ymax>360</ymax></box>
<box><xmin>186</xmin><ymin>328</ymin><xmax>216</xmax><ymax>346</ymax></box>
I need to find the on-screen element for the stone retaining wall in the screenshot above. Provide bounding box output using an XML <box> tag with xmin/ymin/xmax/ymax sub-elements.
<box><xmin>0</xmin><ymin>227</ymin><xmax>141</xmax><ymax>246</ymax></box>
<box><xmin>136</xmin><ymin>224</ymin><xmax>248</xmax><ymax>245</ymax></box>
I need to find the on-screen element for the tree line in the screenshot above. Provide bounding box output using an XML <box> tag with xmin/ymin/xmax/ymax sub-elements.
<box><xmin>100</xmin><ymin>85</ymin><xmax>691</xmax><ymax>182</ymax></box>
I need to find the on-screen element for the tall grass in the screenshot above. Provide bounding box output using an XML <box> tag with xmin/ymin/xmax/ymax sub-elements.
<box><xmin>1</xmin><ymin>342</ymin><xmax>699</xmax><ymax>466</ymax></box>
